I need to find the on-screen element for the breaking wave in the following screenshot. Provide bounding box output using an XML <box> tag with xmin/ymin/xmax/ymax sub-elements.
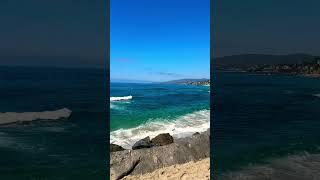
<box><xmin>110</xmin><ymin>95</ymin><xmax>133</xmax><ymax>102</ymax></box>
<box><xmin>110</xmin><ymin>109</ymin><xmax>210</xmax><ymax>149</ymax></box>
<box><xmin>313</xmin><ymin>93</ymin><xmax>320</xmax><ymax>98</ymax></box>
<box><xmin>0</xmin><ymin>108</ymin><xmax>72</xmax><ymax>125</ymax></box>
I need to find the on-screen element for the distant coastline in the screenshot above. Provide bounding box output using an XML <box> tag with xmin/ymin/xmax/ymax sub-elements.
<box><xmin>162</xmin><ymin>78</ymin><xmax>210</xmax><ymax>86</ymax></box>
<box><xmin>111</xmin><ymin>78</ymin><xmax>211</xmax><ymax>86</ymax></box>
<box><xmin>215</xmin><ymin>54</ymin><xmax>320</xmax><ymax>78</ymax></box>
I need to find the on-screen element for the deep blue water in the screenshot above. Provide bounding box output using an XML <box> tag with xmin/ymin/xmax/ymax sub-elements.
<box><xmin>213</xmin><ymin>72</ymin><xmax>320</xmax><ymax>174</ymax></box>
<box><xmin>0</xmin><ymin>66</ymin><xmax>106</xmax><ymax>179</ymax></box>
<box><xmin>110</xmin><ymin>82</ymin><xmax>210</xmax><ymax>148</ymax></box>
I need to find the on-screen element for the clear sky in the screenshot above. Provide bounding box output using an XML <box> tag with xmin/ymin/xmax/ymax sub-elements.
<box><xmin>110</xmin><ymin>0</ymin><xmax>210</xmax><ymax>82</ymax></box>
<box><xmin>214</xmin><ymin>0</ymin><xmax>320</xmax><ymax>57</ymax></box>
<box><xmin>0</xmin><ymin>1</ymin><xmax>106</xmax><ymax>67</ymax></box>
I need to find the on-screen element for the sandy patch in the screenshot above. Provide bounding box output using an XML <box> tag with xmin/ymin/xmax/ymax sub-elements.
<box><xmin>121</xmin><ymin>158</ymin><xmax>210</xmax><ymax>180</ymax></box>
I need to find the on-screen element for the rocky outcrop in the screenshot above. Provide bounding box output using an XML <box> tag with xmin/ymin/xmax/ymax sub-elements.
<box><xmin>110</xmin><ymin>129</ymin><xmax>210</xmax><ymax>180</ymax></box>
<box><xmin>111</xmin><ymin>144</ymin><xmax>126</xmax><ymax>152</ymax></box>
<box><xmin>132</xmin><ymin>136</ymin><xmax>153</xmax><ymax>150</ymax></box>
<box><xmin>151</xmin><ymin>133</ymin><xmax>174</xmax><ymax>146</ymax></box>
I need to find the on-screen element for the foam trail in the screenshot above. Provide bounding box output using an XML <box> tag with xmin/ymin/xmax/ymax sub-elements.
<box><xmin>220</xmin><ymin>153</ymin><xmax>320</xmax><ymax>180</ymax></box>
<box><xmin>0</xmin><ymin>108</ymin><xmax>72</xmax><ymax>125</ymax></box>
<box><xmin>313</xmin><ymin>93</ymin><xmax>320</xmax><ymax>98</ymax></box>
<box><xmin>110</xmin><ymin>95</ymin><xmax>132</xmax><ymax>102</ymax></box>
<box><xmin>110</xmin><ymin>109</ymin><xmax>210</xmax><ymax>149</ymax></box>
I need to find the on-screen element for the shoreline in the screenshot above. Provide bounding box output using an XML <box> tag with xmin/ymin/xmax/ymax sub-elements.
<box><xmin>110</xmin><ymin>109</ymin><xmax>210</xmax><ymax>149</ymax></box>
<box><xmin>110</xmin><ymin>129</ymin><xmax>210</xmax><ymax>180</ymax></box>
<box><xmin>217</xmin><ymin>69</ymin><xmax>320</xmax><ymax>78</ymax></box>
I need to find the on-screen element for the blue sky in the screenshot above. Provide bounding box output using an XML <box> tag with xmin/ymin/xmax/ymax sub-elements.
<box><xmin>110</xmin><ymin>0</ymin><xmax>210</xmax><ymax>82</ymax></box>
<box><xmin>0</xmin><ymin>1</ymin><xmax>105</xmax><ymax>67</ymax></box>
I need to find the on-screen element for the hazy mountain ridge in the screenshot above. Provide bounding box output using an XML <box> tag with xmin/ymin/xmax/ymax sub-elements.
<box><xmin>163</xmin><ymin>78</ymin><xmax>210</xmax><ymax>86</ymax></box>
<box><xmin>214</xmin><ymin>53</ymin><xmax>320</xmax><ymax>76</ymax></box>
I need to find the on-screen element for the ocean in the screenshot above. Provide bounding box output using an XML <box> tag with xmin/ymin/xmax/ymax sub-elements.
<box><xmin>0</xmin><ymin>66</ymin><xmax>106</xmax><ymax>179</ymax></box>
<box><xmin>110</xmin><ymin>82</ymin><xmax>210</xmax><ymax>149</ymax></box>
<box><xmin>213</xmin><ymin>71</ymin><xmax>320</xmax><ymax>175</ymax></box>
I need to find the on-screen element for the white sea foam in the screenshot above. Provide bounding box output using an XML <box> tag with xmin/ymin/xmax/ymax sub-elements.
<box><xmin>110</xmin><ymin>109</ymin><xmax>210</xmax><ymax>149</ymax></box>
<box><xmin>110</xmin><ymin>103</ymin><xmax>126</xmax><ymax>110</ymax></box>
<box><xmin>0</xmin><ymin>108</ymin><xmax>72</xmax><ymax>125</ymax></box>
<box><xmin>313</xmin><ymin>93</ymin><xmax>320</xmax><ymax>98</ymax></box>
<box><xmin>110</xmin><ymin>95</ymin><xmax>133</xmax><ymax>102</ymax></box>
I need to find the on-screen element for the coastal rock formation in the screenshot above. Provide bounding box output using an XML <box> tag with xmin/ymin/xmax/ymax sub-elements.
<box><xmin>132</xmin><ymin>136</ymin><xmax>153</xmax><ymax>150</ymax></box>
<box><xmin>110</xmin><ymin>129</ymin><xmax>210</xmax><ymax>180</ymax></box>
<box><xmin>151</xmin><ymin>133</ymin><xmax>174</xmax><ymax>146</ymax></box>
<box><xmin>111</xmin><ymin>144</ymin><xmax>126</xmax><ymax>152</ymax></box>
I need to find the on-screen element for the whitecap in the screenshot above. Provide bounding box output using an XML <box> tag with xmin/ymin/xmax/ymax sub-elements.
<box><xmin>0</xmin><ymin>108</ymin><xmax>72</xmax><ymax>125</ymax></box>
<box><xmin>110</xmin><ymin>95</ymin><xmax>133</xmax><ymax>102</ymax></box>
<box><xmin>313</xmin><ymin>93</ymin><xmax>320</xmax><ymax>98</ymax></box>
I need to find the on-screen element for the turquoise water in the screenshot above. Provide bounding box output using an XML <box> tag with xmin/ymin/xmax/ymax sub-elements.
<box><xmin>110</xmin><ymin>82</ymin><xmax>210</xmax><ymax>148</ymax></box>
<box><xmin>213</xmin><ymin>72</ymin><xmax>320</xmax><ymax>174</ymax></box>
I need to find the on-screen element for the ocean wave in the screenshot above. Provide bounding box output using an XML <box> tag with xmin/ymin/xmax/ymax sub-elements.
<box><xmin>0</xmin><ymin>108</ymin><xmax>72</xmax><ymax>125</ymax></box>
<box><xmin>313</xmin><ymin>93</ymin><xmax>320</xmax><ymax>98</ymax></box>
<box><xmin>110</xmin><ymin>109</ymin><xmax>210</xmax><ymax>149</ymax></box>
<box><xmin>110</xmin><ymin>95</ymin><xmax>133</xmax><ymax>102</ymax></box>
<box><xmin>219</xmin><ymin>152</ymin><xmax>320</xmax><ymax>180</ymax></box>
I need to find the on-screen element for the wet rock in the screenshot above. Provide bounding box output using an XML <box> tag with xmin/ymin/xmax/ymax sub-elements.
<box><xmin>151</xmin><ymin>133</ymin><xmax>174</xmax><ymax>146</ymax></box>
<box><xmin>193</xmin><ymin>132</ymin><xmax>200</xmax><ymax>136</ymax></box>
<box><xmin>110</xmin><ymin>144</ymin><xmax>125</xmax><ymax>152</ymax></box>
<box><xmin>132</xmin><ymin>136</ymin><xmax>153</xmax><ymax>150</ymax></box>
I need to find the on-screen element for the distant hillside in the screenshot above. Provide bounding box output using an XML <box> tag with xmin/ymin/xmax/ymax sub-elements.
<box><xmin>163</xmin><ymin>78</ymin><xmax>210</xmax><ymax>86</ymax></box>
<box><xmin>214</xmin><ymin>53</ymin><xmax>314</xmax><ymax>65</ymax></box>
<box><xmin>214</xmin><ymin>54</ymin><xmax>320</xmax><ymax>77</ymax></box>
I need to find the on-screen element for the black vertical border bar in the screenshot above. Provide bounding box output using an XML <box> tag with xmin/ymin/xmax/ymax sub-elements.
<box><xmin>106</xmin><ymin>0</ymin><xmax>111</xmax><ymax>178</ymax></box>
<box><xmin>210</xmin><ymin>0</ymin><xmax>215</xmax><ymax>179</ymax></box>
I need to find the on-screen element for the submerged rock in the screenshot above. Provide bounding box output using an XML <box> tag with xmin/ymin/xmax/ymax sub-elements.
<box><xmin>132</xmin><ymin>136</ymin><xmax>153</xmax><ymax>150</ymax></box>
<box><xmin>151</xmin><ymin>133</ymin><xmax>174</xmax><ymax>146</ymax></box>
<box><xmin>110</xmin><ymin>144</ymin><xmax>125</xmax><ymax>152</ymax></box>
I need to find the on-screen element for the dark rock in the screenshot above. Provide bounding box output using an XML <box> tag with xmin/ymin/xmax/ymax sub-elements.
<box><xmin>110</xmin><ymin>129</ymin><xmax>210</xmax><ymax>177</ymax></box>
<box><xmin>151</xmin><ymin>133</ymin><xmax>174</xmax><ymax>146</ymax></box>
<box><xmin>132</xmin><ymin>136</ymin><xmax>153</xmax><ymax>150</ymax></box>
<box><xmin>110</xmin><ymin>144</ymin><xmax>125</xmax><ymax>152</ymax></box>
<box><xmin>193</xmin><ymin>132</ymin><xmax>200</xmax><ymax>136</ymax></box>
